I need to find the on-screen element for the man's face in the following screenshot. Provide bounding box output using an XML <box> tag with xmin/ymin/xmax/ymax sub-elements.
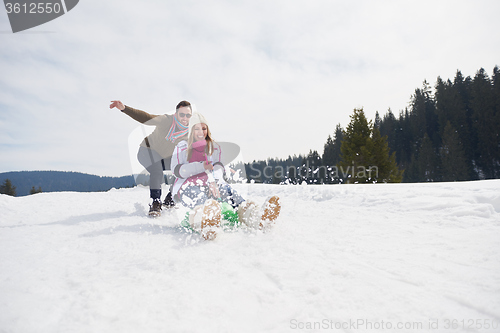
<box><xmin>176</xmin><ymin>106</ymin><xmax>192</xmax><ymax>126</ymax></box>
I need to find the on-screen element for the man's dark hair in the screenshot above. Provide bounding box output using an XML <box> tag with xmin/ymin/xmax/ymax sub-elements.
<box><xmin>176</xmin><ymin>100</ymin><xmax>191</xmax><ymax>111</ymax></box>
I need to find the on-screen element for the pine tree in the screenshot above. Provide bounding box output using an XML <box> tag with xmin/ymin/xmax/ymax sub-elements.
<box><xmin>339</xmin><ymin>108</ymin><xmax>373</xmax><ymax>183</ymax></box>
<box><xmin>404</xmin><ymin>154</ymin><xmax>420</xmax><ymax>183</ymax></box>
<box><xmin>322</xmin><ymin>124</ymin><xmax>343</xmax><ymax>167</ymax></box>
<box><xmin>453</xmin><ymin>70</ymin><xmax>476</xmax><ymax>179</ymax></box>
<box><xmin>493</xmin><ymin>66</ymin><xmax>500</xmax><ymax>172</ymax></box>
<box><xmin>435</xmin><ymin>75</ymin><xmax>474</xmax><ymax>179</ymax></box>
<box><xmin>323</xmin><ymin>135</ymin><xmax>335</xmax><ymax>164</ymax></box>
<box><xmin>398</xmin><ymin>108</ymin><xmax>414</xmax><ymax>172</ymax></box>
<box><xmin>417</xmin><ymin>134</ymin><xmax>439</xmax><ymax>182</ymax></box>
<box><xmin>410</xmin><ymin>80</ymin><xmax>438</xmax><ymax>144</ymax></box>
<box><xmin>470</xmin><ymin>68</ymin><xmax>497</xmax><ymax>178</ymax></box>
<box><xmin>339</xmin><ymin>108</ymin><xmax>403</xmax><ymax>183</ymax></box>
<box><xmin>0</xmin><ymin>179</ymin><xmax>17</xmax><ymax>196</ymax></box>
<box><xmin>30</xmin><ymin>186</ymin><xmax>43</xmax><ymax>195</ymax></box>
<box><xmin>440</xmin><ymin>122</ymin><xmax>469</xmax><ymax>181</ymax></box>
<box><xmin>379</xmin><ymin>108</ymin><xmax>397</xmax><ymax>155</ymax></box>
<box><xmin>370</xmin><ymin>128</ymin><xmax>403</xmax><ymax>182</ymax></box>
<box><xmin>284</xmin><ymin>155</ymin><xmax>301</xmax><ymax>184</ymax></box>
<box><xmin>374</xmin><ymin>111</ymin><xmax>382</xmax><ymax>129</ymax></box>
<box><xmin>302</xmin><ymin>150</ymin><xmax>322</xmax><ymax>184</ymax></box>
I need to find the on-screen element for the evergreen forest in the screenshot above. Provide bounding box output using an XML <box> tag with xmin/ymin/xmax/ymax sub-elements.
<box><xmin>245</xmin><ymin>66</ymin><xmax>500</xmax><ymax>184</ymax></box>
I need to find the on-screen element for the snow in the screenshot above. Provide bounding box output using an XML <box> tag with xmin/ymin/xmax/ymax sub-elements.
<box><xmin>1</xmin><ymin>181</ymin><xmax>500</xmax><ymax>332</ymax></box>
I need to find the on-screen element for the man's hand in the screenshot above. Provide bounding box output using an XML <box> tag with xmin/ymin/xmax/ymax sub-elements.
<box><xmin>110</xmin><ymin>100</ymin><xmax>125</xmax><ymax>111</ymax></box>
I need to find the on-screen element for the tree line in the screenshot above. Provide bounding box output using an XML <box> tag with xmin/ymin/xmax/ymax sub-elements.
<box><xmin>0</xmin><ymin>171</ymin><xmax>136</xmax><ymax>197</ymax></box>
<box><xmin>245</xmin><ymin>66</ymin><xmax>500</xmax><ymax>184</ymax></box>
<box><xmin>244</xmin><ymin>108</ymin><xmax>402</xmax><ymax>184</ymax></box>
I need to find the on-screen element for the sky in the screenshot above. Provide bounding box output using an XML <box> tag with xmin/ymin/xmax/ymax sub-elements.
<box><xmin>1</xmin><ymin>0</ymin><xmax>499</xmax><ymax>177</ymax></box>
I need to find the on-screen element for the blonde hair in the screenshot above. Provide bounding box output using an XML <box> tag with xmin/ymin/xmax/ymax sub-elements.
<box><xmin>187</xmin><ymin>123</ymin><xmax>214</xmax><ymax>161</ymax></box>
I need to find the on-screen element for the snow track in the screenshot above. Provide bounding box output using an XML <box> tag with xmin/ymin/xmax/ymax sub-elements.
<box><xmin>1</xmin><ymin>181</ymin><xmax>500</xmax><ymax>332</ymax></box>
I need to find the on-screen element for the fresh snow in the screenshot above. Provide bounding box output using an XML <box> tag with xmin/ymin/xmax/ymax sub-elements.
<box><xmin>1</xmin><ymin>181</ymin><xmax>500</xmax><ymax>332</ymax></box>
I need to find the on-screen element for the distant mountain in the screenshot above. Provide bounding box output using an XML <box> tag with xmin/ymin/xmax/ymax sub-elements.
<box><xmin>0</xmin><ymin>171</ymin><xmax>136</xmax><ymax>196</ymax></box>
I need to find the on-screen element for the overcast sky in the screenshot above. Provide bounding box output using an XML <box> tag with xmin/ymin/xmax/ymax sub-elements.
<box><xmin>1</xmin><ymin>0</ymin><xmax>499</xmax><ymax>176</ymax></box>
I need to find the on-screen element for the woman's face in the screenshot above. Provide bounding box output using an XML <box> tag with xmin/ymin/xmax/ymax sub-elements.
<box><xmin>193</xmin><ymin>123</ymin><xmax>208</xmax><ymax>142</ymax></box>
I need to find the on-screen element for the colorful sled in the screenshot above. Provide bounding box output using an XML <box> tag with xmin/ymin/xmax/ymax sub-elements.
<box><xmin>180</xmin><ymin>201</ymin><xmax>240</xmax><ymax>235</ymax></box>
<box><xmin>180</xmin><ymin>197</ymin><xmax>281</xmax><ymax>238</ymax></box>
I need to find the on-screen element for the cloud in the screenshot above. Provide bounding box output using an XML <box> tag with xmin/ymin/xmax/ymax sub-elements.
<box><xmin>1</xmin><ymin>0</ymin><xmax>499</xmax><ymax>176</ymax></box>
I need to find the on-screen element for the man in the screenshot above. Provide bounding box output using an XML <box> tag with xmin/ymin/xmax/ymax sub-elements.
<box><xmin>109</xmin><ymin>100</ymin><xmax>192</xmax><ymax>216</ymax></box>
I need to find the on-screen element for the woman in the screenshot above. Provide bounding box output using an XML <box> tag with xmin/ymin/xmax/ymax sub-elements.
<box><xmin>171</xmin><ymin>113</ymin><xmax>281</xmax><ymax>240</ymax></box>
<box><xmin>171</xmin><ymin>113</ymin><xmax>244</xmax><ymax>208</ymax></box>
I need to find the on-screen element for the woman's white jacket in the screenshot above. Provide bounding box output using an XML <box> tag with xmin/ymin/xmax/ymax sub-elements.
<box><xmin>170</xmin><ymin>140</ymin><xmax>225</xmax><ymax>199</ymax></box>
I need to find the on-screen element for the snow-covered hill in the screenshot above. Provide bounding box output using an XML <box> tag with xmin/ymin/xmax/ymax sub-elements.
<box><xmin>1</xmin><ymin>181</ymin><xmax>500</xmax><ymax>332</ymax></box>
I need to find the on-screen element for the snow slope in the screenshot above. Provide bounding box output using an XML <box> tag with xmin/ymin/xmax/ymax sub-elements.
<box><xmin>1</xmin><ymin>181</ymin><xmax>500</xmax><ymax>333</ymax></box>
